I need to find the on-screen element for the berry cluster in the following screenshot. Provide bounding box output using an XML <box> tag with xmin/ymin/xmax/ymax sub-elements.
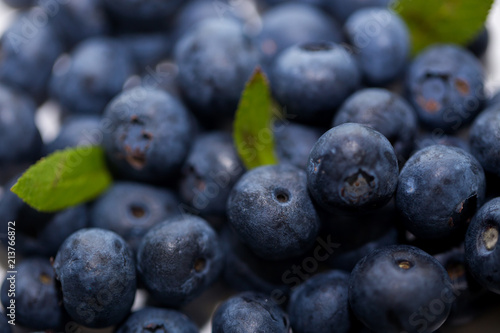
<box><xmin>0</xmin><ymin>0</ymin><xmax>499</xmax><ymax>332</ymax></box>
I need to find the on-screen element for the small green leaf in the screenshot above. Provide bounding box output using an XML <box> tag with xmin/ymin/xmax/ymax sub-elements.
<box><xmin>233</xmin><ymin>67</ymin><xmax>279</xmax><ymax>169</ymax></box>
<box><xmin>394</xmin><ymin>0</ymin><xmax>493</xmax><ymax>54</ymax></box>
<box><xmin>11</xmin><ymin>146</ymin><xmax>112</xmax><ymax>212</ymax></box>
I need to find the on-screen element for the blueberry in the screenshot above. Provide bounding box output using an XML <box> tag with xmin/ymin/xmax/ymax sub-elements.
<box><xmin>345</xmin><ymin>8</ymin><xmax>410</xmax><ymax>85</ymax></box>
<box><xmin>50</xmin><ymin>37</ymin><xmax>135</xmax><ymax>116</ymax></box>
<box><xmin>0</xmin><ymin>310</ymin><xmax>10</xmax><ymax>333</ymax></box>
<box><xmin>103</xmin><ymin>87</ymin><xmax>194</xmax><ymax>183</ymax></box>
<box><xmin>175</xmin><ymin>18</ymin><xmax>258</xmax><ymax>121</ymax></box>
<box><xmin>116</xmin><ymin>307</ymin><xmax>198</xmax><ymax>333</ymax></box>
<box><xmin>227</xmin><ymin>164</ymin><xmax>321</xmax><ymax>260</ymax></box>
<box><xmin>180</xmin><ymin>131</ymin><xmax>244</xmax><ymax>220</ymax></box>
<box><xmin>469</xmin><ymin>104</ymin><xmax>500</xmax><ymax>177</ymax></box>
<box><xmin>137</xmin><ymin>215</ymin><xmax>224</xmax><ymax>307</ymax></box>
<box><xmin>212</xmin><ymin>292</ymin><xmax>290</xmax><ymax>333</ymax></box>
<box><xmin>274</xmin><ymin>122</ymin><xmax>324</xmax><ymax>169</ymax></box>
<box><xmin>326</xmin><ymin>0</ymin><xmax>392</xmax><ymax>23</ymax></box>
<box><xmin>406</xmin><ymin>44</ymin><xmax>485</xmax><ymax>133</ymax></box>
<box><xmin>0</xmin><ymin>258</ymin><xmax>67</xmax><ymax>330</ymax></box>
<box><xmin>0</xmin><ymin>176</ymin><xmax>89</xmax><ymax>257</ymax></box>
<box><xmin>53</xmin><ymin>228</ymin><xmax>136</xmax><ymax>328</ymax></box>
<box><xmin>0</xmin><ymin>10</ymin><xmax>63</xmax><ymax>103</ymax></box>
<box><xmin>396</xmin><ymin>145</ymin><xmax>486</xmax><ymax>240</ymax></box>
<box><xmin>43</xmin><ymin>115</ymin><xmax>102</xmax><ymax>155</ymax></box>
<box><xmin>307</xmin><ymin>123</ymin><xmax>399</xmax><ymax>212</ymax></box>
<box><xmin>255</xmin><ymin>3</ymin><xmax>343</xmax><ymax>74</ymax></box>
<box><xmin>38</xmin><ymin>0</ymin><xmax>110</xmax><ymax>48</ymax></box>
<box><xmin>90</xmin><ymin>181</ymin><xmax>181</xmax><ymax>252</ymax></box>
<box><xmin>0</xmin><ymin>83</ymin><xmax>42</xmax><ymax>171</ymax></box>
<box><xmin>333</xmin><ymin>88</ymin><xmax>417</xmax><ymax>162</ymax></box>
<box><xmin>1</xmin><ymin>0</ymin><xmax>33</xmax><ymax>8</ymax></box>
<box><xmin>272</xmin><ymin>42</ymin><xmax>361</xmax><ymax>125</ymax></box>
<box><xmin>349</xmin><ymin>245</ymin><xmax>453</xmax><ymax>333</ymax></box>
<box><xmin>467</xmin><ymin>27</ymin><xmax>489</xmax><ymax>58</ymax></box>
<box><xmin>465</xmin><ymin>197</ymin><xmax>500</xmax><ymax>294</ymax></box>
<box><xmin>288</xmin><ymin>270</ymin><xmax>351</xmax><ymax>333</ymax></box>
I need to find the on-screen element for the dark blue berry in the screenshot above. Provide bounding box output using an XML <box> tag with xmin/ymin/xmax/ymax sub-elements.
<box><xmin>326</xmin><ymin>0</ymin><xmax>392</xmax><ymax>23</ymax></box>
<box><xmin>227</xmin><ymin>164</ymin><xmax>321</xmax><ymax>260</ymax></box>
<box><xmin>137</xmin><ymin>215</ymin><xmax>224</xmax><ymax>307</ymax></box>
<box><xmin>116</xmin><ymin>307</ymin><xmax>198</xmax><ymax>333</ymax></box>
<box><xmin>212</xmin><ymin>292</ymin><xmax>290</xmax><ymax>333</ymax></box>
<box><xmin>288</xmin><ymin>270</ymin><xmax>351</xmax><ymax>333</ymax></box>
<box><xmin>469</xmin><ymin>104</ymin><xmax>500</xmax><ymax>177</ymax></box>
<box><xmin>0</xmin><ymin>258</ymin><xmax>67</xmax><ymax>330</ymax></box>
<box><xmin>333</xmin><ymin>88</ymin><xmax>417</xmax><ymax>162</ymax></box>
<box><xmin>396</xmin><ymin>145</ymin><xmax>485</xmax><ymax>240</ymax></box>
<box><xmin>406</xmin><ymin>44</ymin><xmax>485</xmax><ymax>133</ymax></box>
<box><xmin>272</xmin><ymin>42</ymin><xmax>361</xmax><ymax>125</ymax></box>
<box><xmin>344</xmin><ymin>8</ymin><xmax>410</xmax><ymax>85</ymax></box>
<box><xmin>307</xmin><ymin>123</ymin><xmax>399</xmax><ymax>212</ymax></box>
<box><xmin>465</xmin><ymin>197</ymin><xmax>500</xmax><ymax>294</ymax></box>
<box><xmin>349</xmin><ymin>245</ymin><xmax>453</xmax><ymax>333</ymax></box>
<box><xmin>103</xmin><ymin>87</ymin><xmax>194</xmax><ymax>182</ymax></box>
<box><xmin>50</xmin><ymin>37</ymin><xmax>135</xmax><ymax>116</ymax></box>
<box><xmin>53</xmin><ymin>228</ymin><xmax>137</xmax><ymax>328</ymax></box>
<box><xmin>90</xmin><ymin>181</ymin><xmax>181</xmax><ymax>252</ymax></box>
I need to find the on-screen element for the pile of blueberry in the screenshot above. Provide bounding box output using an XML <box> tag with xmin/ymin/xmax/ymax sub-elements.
<box><xmin>0</xmin><ymin>0</ymin><xmax>499</xmax><ymax>332</ymax></box>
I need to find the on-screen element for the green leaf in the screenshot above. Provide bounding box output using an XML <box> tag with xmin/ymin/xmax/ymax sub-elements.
<box><xmin>394</xmin><ymin>0</ymin><xmax>493</xmax><ymax>55</ymax></box>
<box><xmin>233</xmin><ymin>67</ymin><xmax>279</xmax><ymax>169</ymax></box>
<box><xmin>11</xmin><ymin>146</ymin><xmax>112</xmax><ymax>212</ymax></box>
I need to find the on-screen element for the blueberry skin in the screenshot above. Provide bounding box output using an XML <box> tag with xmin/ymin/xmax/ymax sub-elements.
<box><xmin>43</xmin><ymin>115</ymin><xmax>102</xmax><ymax>155</ymax></box>
<box><xmin>227</xmin><ymin>164</ymin><xmax>321</xmax><ymax>260</ymax></box>
<box><xmin>288</xmin><ymin>270</ymin><xmax>351</xmax><ymax>333</ymax></box>
<box><xmin>469</xmin><ymin>104</ymin><xmax>500</xmax><ymax>177</ymax></box>
<box><xmin>406</xmin><ymin>44</ymin><xmax>485</xmax><ymax>133</ymax></box>
<box><xmin>0</xmin><ymin>83</ymin><xmax>42</xmax><ymax>167</ymax></box>
<box><xmin>50</xmin><ymin>37</ymin><xmax>135</xmax><ymax>116</ymax></box>
<box><xmin>103</xmin><ymin>87</ymin><xmax>193</xmax><ymax>182</ymax></box>
<box><xmin>467</xmin><ymin>27</ymin><xmax>489</xmax><ymax>58</ymax></box>
<box><xmin>212</xmin><ymin>292</ymin><xmax>290</xmax><ymax>333</ymax></box>
<box><xmin>90</xmin><ymin>181</ymin><xmax>181</xmax><ymax>252</ymax></box>
<box><xmin>396</xmin><ymin>145</ymin><xmax>486</xmax><ymax>240</ymax></box>
<box><xmin>137</xmin><ymin>215</ymin><xmax>224</xmax><ymax>307</ymax></box>
<box><xmin>38</xmin><ymin>0</ymin><xmax>110</xmax><ymax>48</ymax></box>
<box><xmin>349</xmin><ymin>245</ymin><xmax>453</xmax><ymax>333</ymax></box>
<box><xmin>326</xmin><ymin>0</ymin><xmax>392</xmax><ymax>23</ymax></box>
<box><xmin>115</xmin><ymin>307</ymin><xmax>198</xmax><ymax>333</ymax></box>
<box><xmin>333</xmin><ymin>88</ymin><xmax>417</xmax><ymax>162</ymax></box>
<box><xmin>255</xmin><ymin>3</ymin><xmax>343</xmax><ymax>74</ymax></box>
<box><xmin>307</xmin><ymin>123</ymin><xmax>399</xmax><ymax>212</ymax></box>
<box><xmin>274</xmin><ymin>122</ymin><xmax>324</xmax><ymax>169</ymax></box>
<box><xmin>465</xmin><ymin>197</ymin><xmax>500</xmax><ymax>294</ymax></box>
<box><xmin>53</xmin><ymin>228</ymin><xmax>136</xmax><ymax>328</ymax></box>
<box><xmin>175</xmin><ymin>19</ymin><xmax>258</xmax><ymax>121</ymax></box>
<box><xmin>0</xmin><ymin>175</ymin><xmax>88</xmax><ymax>257</ymax></box>
<box><xmin>0</xmin><ymin>311</ymin><xmax>10</xmax><ymax>333</ymax></box>
<box><xmin>272</xmin><ymin>42</ymin><xmax>361</xmax><ymax>125</ymax></box>
<box><xmin>180</xmin><ymin>132</ymin><xmax>244</xmax><ymax>219</ymax></box>
<box><xmin>2</xmin><ymin>0</ymin><xmax>33</xmax><ymax>8</ymax></box>
<box><xmin>0</xmin><ymin>11</ymin><xmax>63</xmax><ymax>103</ymax></box>
<box><xmin>345</xmin><ymin>8</ymin><xmax>410</xmax><ymax>85</ymax></box>
<box><xmin>0</xmin><ymin>258</ymin><xmax>66</xmax><ymax>330</ymax></box>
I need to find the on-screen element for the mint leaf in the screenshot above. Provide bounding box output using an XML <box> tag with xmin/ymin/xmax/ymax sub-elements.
<box><xmin>11</xmin><ymin>146</ymin><xmax>112</xmax><ymax>212</ymax></box>
<box><xmin>233</xmin><ymin>67</ymin><xmax>279</xmax><ymax>169</ymax></box>
<box><xmin>394</xmin><ymin>0</ymin><xmax>493</xmax><ymax>54</ymax></box>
